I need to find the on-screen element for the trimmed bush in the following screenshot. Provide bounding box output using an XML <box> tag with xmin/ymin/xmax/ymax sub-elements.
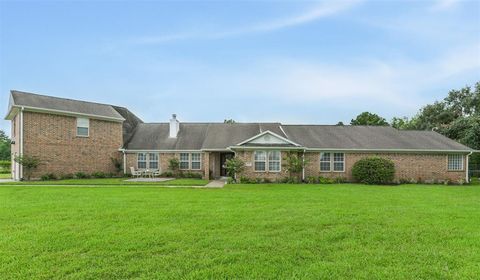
<box><xmin>92</xmin><ymin>172</ymin><xmax>106</xmax><ymax>178</ymax></box>
<box><xmin>60</xmin><ymin>173</ymin><xmax>74</xmax><ymax>180</ymax></box>
<box><xmin>40</xmin><ymin>173</ymin><xmax>57</xmax><ymax>181</ymax></box>
<box><xmin>75</xmin><ymin>172</ymin><xmax>90</xmax><ymax>179</ymax></box>
<box><xmin>0</xmin><ymin>160</ymin><xmax>10</xmax><ymax>172</ymax></box>
<box><xmin>352</xmin><ymin>157</ymin><xmax>395</xmax><ymax>184</ymax></box>
<box><xmin>318</xmin><ymin>176</ymin><xmax>334</xmax><ymax>184</ymax></box>
<box><xmin>306</xmin><ymin>176</ymin><xmax>318</xmax><ymax>184</ymax></box>
<box><xmin>160</xmin><ymin>171</ymin><xmax>174</xmax><ymax>178</ymax></box>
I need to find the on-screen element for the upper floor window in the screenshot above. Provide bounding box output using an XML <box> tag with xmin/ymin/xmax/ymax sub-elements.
<box><xmin>76</xmin><ymin>118</ymin><xmax>89</xmax><ymax>137</ymax></box>
<box><xmin>447</xmin><ymin>154</ymin><xmax>463</xmax><ymax>171</ymax></box>
<box><xmin>254</xmin><ymin>150</ymin><xmax>281</xmax><ymax>172</ymax></box>
<box><xmin>320</xmin><ymin>152</ymin><xmax>345</xmax><ymax>172</ymax></box>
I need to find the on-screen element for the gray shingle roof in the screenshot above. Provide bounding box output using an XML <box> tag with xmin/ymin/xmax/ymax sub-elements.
<box><xmin>281</xmin><ymin>125</ymin><xmax>471</xmax><ymax>151</ymax></box>
<box><xmin>10</xmin><ymin>90</ymin><xmax>124</xmax><ymax>121</ymax></box>
<box><xmin>125</xmin><ymin>123</ymin><xmax>473</xmax><ymax>152</ymax></box>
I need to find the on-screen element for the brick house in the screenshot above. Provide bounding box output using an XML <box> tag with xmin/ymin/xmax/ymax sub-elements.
<box><xmin>5</xmin><ymin>90</ymin><xmax>476</xmax><ymax>183</ymax></box>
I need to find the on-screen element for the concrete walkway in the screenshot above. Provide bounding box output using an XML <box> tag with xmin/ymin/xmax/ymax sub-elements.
<box><xmin>204</xmin><ymin>180</ymin><xmax>226</xmax><ymax>188</ymax></box>
<box><xmin>125</xmin><ymin>177</ymin><xmax>174</xmax><ymax>182</ymax></box>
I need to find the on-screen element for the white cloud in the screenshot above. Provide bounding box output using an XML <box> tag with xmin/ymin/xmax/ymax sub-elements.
<box><xmin>132</xmin><ymin>1</ymin><xmax>361</xmax><ymax>45</ymax></box>
<box><xmin>431</xmin><ymin>0</ymin><xmax>462</xmax><ymax>11</ymax></box>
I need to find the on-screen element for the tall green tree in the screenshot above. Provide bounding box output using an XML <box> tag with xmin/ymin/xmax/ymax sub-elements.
<box><xmin>351</xmin><ymin>112</ymin><xmax>388</xmax><ymax>126</ymax></box>
<box><xmin>0</xmin><ymin>130</ymin><xmax>11</xmax><ymax>161</ymax></box>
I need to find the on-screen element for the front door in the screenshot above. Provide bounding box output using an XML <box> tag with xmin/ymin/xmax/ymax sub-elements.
<box><xmin>220</xmin><ymin>153</ymin><xmax>234</xmax><ymax>176</ymax></box>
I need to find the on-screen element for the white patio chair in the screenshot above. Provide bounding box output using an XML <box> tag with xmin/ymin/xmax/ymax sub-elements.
<box><xmin>130</xmin><ymin>167</ymin><xmax>142</xmax><ymax>178</ymax></box>
<box><xmin>152</xmin><ymin>169</ymin><xmax>161</xmax><ymax>177</ymax></box>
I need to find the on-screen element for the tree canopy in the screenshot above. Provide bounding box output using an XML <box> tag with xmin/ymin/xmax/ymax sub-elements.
<box><xmin>0</xmin><ymin>130</ymin><xmax>10</xmax><ymax>161</ymax></box>
<box><xmin>350</xmin><ymin>112</ymin><xmax>388</xmax><ymax>126</ymax></box>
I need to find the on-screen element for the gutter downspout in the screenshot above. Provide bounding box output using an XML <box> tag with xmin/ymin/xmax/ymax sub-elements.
<box><xmin>302</xmin><ymin>149</ymin><xmax>306</xmax><ymax>182</ymax></box>
<box><xmin>121</xmin><ymin>149</ymin><xmax>127</xmax><ymax>175</ymax></box>
<box><xmin>466</xmin><ymin>151</ymin><xmax>473</xmax><ymax>183</ymax></box>
<box><xmin>19</xmin><ymin>107</ymin><xmax>24</xmax><ymax>180</ymax></box>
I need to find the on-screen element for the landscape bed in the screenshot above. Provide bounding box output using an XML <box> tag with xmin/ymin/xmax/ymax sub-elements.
<box><xmin>1</xmin><ymin>183</ymin><xmax>479</xmax><ymax>279</ymax></box>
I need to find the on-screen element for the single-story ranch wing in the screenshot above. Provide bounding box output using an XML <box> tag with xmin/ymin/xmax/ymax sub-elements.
<box><xmin>5</xmin><ymin>90</ymin><xmax>476</xmax><ymax>183</ymax></box>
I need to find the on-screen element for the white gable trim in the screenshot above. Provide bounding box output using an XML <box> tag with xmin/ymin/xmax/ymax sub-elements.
<box><xmin>236</xmin><ymin>130</ymin><xmax>301</xmax><ymax>147</ymax></box>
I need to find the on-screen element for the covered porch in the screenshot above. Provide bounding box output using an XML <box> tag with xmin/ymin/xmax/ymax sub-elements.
<box><xmin>204</xmin><ymin>151</ymin><xmax>234</xmax><ymax>180</ymax></box>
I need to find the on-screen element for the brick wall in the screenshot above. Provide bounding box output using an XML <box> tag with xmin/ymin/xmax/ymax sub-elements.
<box><xmin>22</xmin><ymin>111</ymin><xmax>123</xmax><ymax>178</ymax></box>
<box><xmin>304</xmin><ymin>152</ymin><xmax>467</xmax><ymax>183</ymax></box>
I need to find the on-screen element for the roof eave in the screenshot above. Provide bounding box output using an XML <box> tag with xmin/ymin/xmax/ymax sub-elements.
<box><xmin>7</xmin><ymin>105</ymin><xmax>125</xmax><ymax>122</ymax></box>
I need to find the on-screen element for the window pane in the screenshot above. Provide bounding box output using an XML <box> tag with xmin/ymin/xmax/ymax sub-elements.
<box><xmin>334</xmin><ymin>153</ymin><xmax>344</xmax><ymax>162</ymax></box>
<box><xmin>320</xmin><ymin>152</ymin><xmax>330</xmax><ymax>161</ymax></box>
<box><xmin>180</xmin><ymin>162</ymin><xmax>189</xmax><ymax>169</ymax></box>
<box><xmin>333</xmin><ymin>162</ymin><xmax>344</xmax><ymax>171</ymax></box>
<box><xmin>77</xmin><ymin>127</ymin><xmax>89</xmax><ymax>136</ymax></box>
<box><xmin>448</xmin><ymin>154</ymin><xmax>463</xmax><ymax>171</ymax></box>
<box><xmin>148</xmin><ymin>153</ymin><xmax>158</xmax><ymax>169</ymax></box>
<box><xmin>269</xmin><ymin>161</ymin><xmax>280</xmax><ymax>171</ymax></box>
<box><xmin>320</xmin><ymin>162</ymin><xmax>331</xmax><ymax>171</ymax></box>
<box><xmin>180</xmin><ymin>153</ymin><xmax>189</xmax><ymax>161</ymax></box>
<box><xmin>254</xmin><ymin>151</ymin><xmax>266</xmax><ymax>161</ymax></box>
<box><xmin>191</xmin><ymin>153</ymin><xmax>201</xmax><ymax>161</ymax></box>
<box><xmin>255</xmin><ymin>162</ymin><xmax>266</xmax><ymax>171</ymax></box>
<box><xmin>191</xmin><ymin>162</ymin><xmax>201</xmax><ymax>170</ymax></box>
<box><xmin>77</xmin><ymin>117</ymin><xmax>89</xmax><ymax>128</ymax></box>
<box><xmin>268</xmin><ymin>151</ymin><xmax>280</xmax><ymax>160</ymax></box>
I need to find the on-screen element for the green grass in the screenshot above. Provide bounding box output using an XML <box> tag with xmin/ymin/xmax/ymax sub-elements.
<box><xmin>1</xmin><ymin>184</ymin><xmax>479</xmax><ymax>279</ymax></box>
<box><xmin>0</xmin><ymin>173</ymin><xmax>11</xmax><ymax>179</ymax></box>
<box><xmin>0</xmin><ymin>177</ymin><xmax>208</xmax><ymax>186</ymax></box>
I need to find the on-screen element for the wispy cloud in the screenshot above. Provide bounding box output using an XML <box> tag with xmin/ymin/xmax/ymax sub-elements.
<box><xmin>133</xmin><ymin>1</ymin><xmax>361</xmax><ymax>45</ymax></box>
<box><xmin>431</xmin><ymin>0</ymin><xmax>462</xmax><ymax>11</ymax></box>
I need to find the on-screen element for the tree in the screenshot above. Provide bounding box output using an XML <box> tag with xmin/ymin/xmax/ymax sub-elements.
<box><xmin>168</xmin><ymin>158</ymin><xmax>180</xmax><ymax>177</ymax></box>
<box><xmin>0</xmin><ymin>130</ymin><xmax>10</xmax><ymax>161</ymax></box>
<box><xmin>282</xmin><ymin>152</ymin><xmax>309</xmax><ymax>182</ymax></box>
<box><xmin>336</xmin><ymin>121</ymin><xmax>344</xmax><ymax>126</ymax></box>
<box><xmin>224</xmin><ymin>119</ymin><xmax>236</xmax><ymax>124</ymax></box>
<box><xmin>351</xmin><ymin>112</ymin><xmax>388</xmax><ymax>126</ymax></box>
<box><xmin>14</xmin><ymin>155</ymin><xmax>40</xmax><ymax>180</ymax></box>
<box><xmin>225</xmin><ymin>157</ymin><xmax>245</xmax><ymax>181</ymax></box>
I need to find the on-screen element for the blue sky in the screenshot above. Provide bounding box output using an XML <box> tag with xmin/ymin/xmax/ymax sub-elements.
<box><xmin>0</xmin><ymin>0</ymin><xmax>479</xmax><ymax>134</ymax></box>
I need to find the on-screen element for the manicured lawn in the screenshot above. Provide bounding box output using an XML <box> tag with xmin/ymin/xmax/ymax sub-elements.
<box><xmin>0</xmin><ymin>177</ymin><xmax>208</xmax><ymax>186</ymax></box>
<box><xmin>1</xmin><ymin>184</ymin><xmax>479</xmax><ymax>279</ymax></box>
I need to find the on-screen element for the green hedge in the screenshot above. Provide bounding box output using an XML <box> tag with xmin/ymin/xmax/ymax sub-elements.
<box><xmin>352</xmin><ymin>157</ymin><xmax>395</xmax><ymax>185</ymax></box>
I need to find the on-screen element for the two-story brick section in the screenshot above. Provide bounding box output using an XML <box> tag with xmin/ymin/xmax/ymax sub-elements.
<box><xmin>5</xmin><ymin>90</ymin><xmax>476</xmax><ymax>183</ymax></box>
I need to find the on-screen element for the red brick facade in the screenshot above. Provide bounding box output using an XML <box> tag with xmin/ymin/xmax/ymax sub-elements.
<box><xmin>20</xmin><ymin>111</ymin><xmax>123</xmax><ymax>179</ymax></box>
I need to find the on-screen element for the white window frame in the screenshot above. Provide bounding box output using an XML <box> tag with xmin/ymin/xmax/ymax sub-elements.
<box><xmin>254</xmin><ymin>151</ymin><xmax>267</xmax><ymax>172</ymax></box>
<box><xmin>138</xmin><ymin>153</ymin><xmax>159</xmax><ymax>170</ymax></box>
<box><xmin>320</xmin><ymin>152</ymin><xmax>345</xmax><ymax>172</ymax></box>
<box><xmin>179</xmin><ymin>153</ymin><xmax>190</xmax><ymax>170</ymax></box>
<box><xmin>137</xmin><ymin>153</ymin><xmax>147</xmax><ymax>169</ymax></box>
<box><xmin>320</xmin><ymin>152</ymin><xmax>331</xmax><ymax>171</ymax></box>
<box><xmin>268</xmin><ymin>151</ymin><xmax>281</xmax><ymax>172</ymax></box>
<box><xmin>191</xmin><ymin>153</ymin><xmax>201</xmax><ymax>170</ymax></box>
<box><xmin>76</xmin><ymin>117</ymin><xmax>89</xmax><ymax>137</ymax></box>
<box><xmin>148</xmin><ymin>153</ymin><xmax>159</xmax><ymax>170</ymax></box>
<box><xmin>447</xmin><ymin>154</ymin><xmax>464</xmax><ymax>171</ymax></box>
<box><xmin>333</xmin><ymin>153</ymin><xmax>345</xmax><ymax>172</ymax></box>
<box><xmin>254</xmin><ymin>150</ymin><xmax>281</xmax><ymax>172</ymax></box>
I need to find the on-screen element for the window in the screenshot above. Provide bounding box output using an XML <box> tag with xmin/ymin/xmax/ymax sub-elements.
<box><xmin>254</xmin><ymin>151</ymin><xmax>267</xmax><ymax>171</ymax></box>
<box><xmin>254</xmin><ymin>151</ymin><xmax>281</xmax><ymax>172</ymax></box>
<box><xmin>180</xmin><ymin>153</ymin><xmax>190</xmax><ymax>170</ymax></box>
<box><xmin>320</xmin><ymin>152</ymin><xmax>345</xmax><ymax>172</ymax></box>
<box><xmin>447</xmin><ymin>154</ymin><xmax>463</xmax><ymax>171</ymax></box>
<box><xmin>76</xmin><ymin>117</ymin><xmax>89</xmax><ymax>137</ymax></box>
<box><xmin>137</xmin><ymin>153</ymin><xmax>147</xmax><ymax>169</ymax></box>
<box><xmin>320</xmin><ymin>152</ymin><xmax>331</xmax><ymax>171</ymax></box>
<box><xmin>333</xmin><ymin>153</ymin><xmax>345</xmax><ymax>172</ymax></box>
<box><xmin>268</xmin><ymin>151</ymin><xmax>281</xmax><ymax>172</ymax></box>
<box><xmin>148</xmin><ymin>153</ymin><xmax>159</xmax><ymax>169</ymax></box>
<box><xmin>191</xmin><ymin>153</ymin><xmax>201</xmax><ymax>170</ymax></box>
